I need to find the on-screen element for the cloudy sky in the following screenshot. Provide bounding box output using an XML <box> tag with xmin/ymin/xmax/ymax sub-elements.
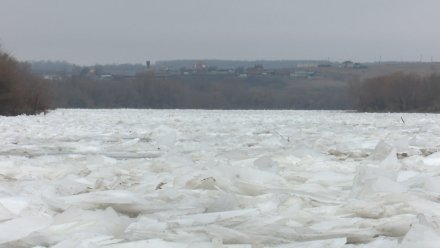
<box><xmin>1</xmin><ymin>0</ymin><xmax>439</xmax><ymax>65</ymax></box>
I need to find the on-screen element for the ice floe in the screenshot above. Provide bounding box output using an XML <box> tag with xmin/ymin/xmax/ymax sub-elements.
<box><xmin>1</xmin><ymin>109</ymin><xmax>440</xmax><ymax>247</ymax></box>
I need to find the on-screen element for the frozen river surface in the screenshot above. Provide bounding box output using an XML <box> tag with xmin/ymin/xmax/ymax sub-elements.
<box><xmin>2</xmin><ymin>109</ymin><xmax>440</xmax><ymax>247</ymax></box>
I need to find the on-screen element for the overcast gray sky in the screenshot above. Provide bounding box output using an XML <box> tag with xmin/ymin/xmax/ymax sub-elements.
<box><xmin>1</xmin><ymin>0</ymin><xmax>439</xmax><ymax>65</ymax></box>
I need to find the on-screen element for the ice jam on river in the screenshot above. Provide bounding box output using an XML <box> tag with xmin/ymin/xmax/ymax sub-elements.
<box><xmin>1</xmin><ymin>109</ymin><xmax>440</xmax><ymax>247</ymax></box>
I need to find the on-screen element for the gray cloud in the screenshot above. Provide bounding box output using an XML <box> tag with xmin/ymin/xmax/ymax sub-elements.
<box><xmin>1</xmin><ymin>0</ymin><xmax>439</xmax><ymax>64</ymax></box>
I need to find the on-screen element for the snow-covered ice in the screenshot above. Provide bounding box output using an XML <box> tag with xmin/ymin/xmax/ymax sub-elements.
<box><xmin>1</xmin><ymin>109</ymin><xmax>440</xmax><ymax>247</ymax></box>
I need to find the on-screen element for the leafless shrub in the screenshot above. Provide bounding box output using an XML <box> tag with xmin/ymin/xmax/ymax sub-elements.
<box><xmin>0</xmin><ymin>48</ymin><xmax>51</xmax><ymax>116</ymax></box>
<box><xmin>351</xmin><ymin>73</ymin><xmax>440</xmax><ymax>112</ymax></box>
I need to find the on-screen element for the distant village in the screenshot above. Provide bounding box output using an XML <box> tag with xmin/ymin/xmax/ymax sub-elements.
<box><xmin>31</xmin><ymin>60</ymin><xmax>368</xmax><ymax>81</ymax></box>
<box><xmin>154</xmin><ymin>60</ymin><xmax>368</xmax><ymax>80</ymax></box>
<box><xmin>27</xmin><ymin>59</ymin><xmax>440</xmax><ymax>110</ymax></box>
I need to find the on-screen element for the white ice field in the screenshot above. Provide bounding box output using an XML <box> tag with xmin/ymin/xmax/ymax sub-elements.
<box><xmin>2</xmin><ymin>109</ymin><xmax>440</xmax><ymax>247</ymax></box>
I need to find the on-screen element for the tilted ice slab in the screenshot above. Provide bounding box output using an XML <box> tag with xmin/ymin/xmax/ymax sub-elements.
<box><xmin>2</xmin><ymin>110</ymin><xmax>440</xmax><ymax>247</ymax></box>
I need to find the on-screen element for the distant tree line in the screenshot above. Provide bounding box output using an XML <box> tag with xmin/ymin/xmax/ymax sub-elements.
<box><xmin>9</xmin><ymin>46</ymin><xmax>440</xmax><ymax>114</ymax></box>
<box><xmin>351</xmin><ymin>73</ymin><xmax>440</xmax><ymax>112</ymax></box>
<box><xmin>30</xmin><ymin>61</ymin><xmax>146</xmax><ymax>77</ymax></box>
<box><xmin>43</xmin><ymin>71</ymin><xmax>440</xmax><ymax>112</ymax></box>
<box><xmin>47</xmin><ymin>73</ymin><xmax>352</xmax><ymax>110</ymax></box>
<box><xmin>0</xmin><ymin>49</ymin><xmax>50</xmax><ymax>116</ymax></box>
